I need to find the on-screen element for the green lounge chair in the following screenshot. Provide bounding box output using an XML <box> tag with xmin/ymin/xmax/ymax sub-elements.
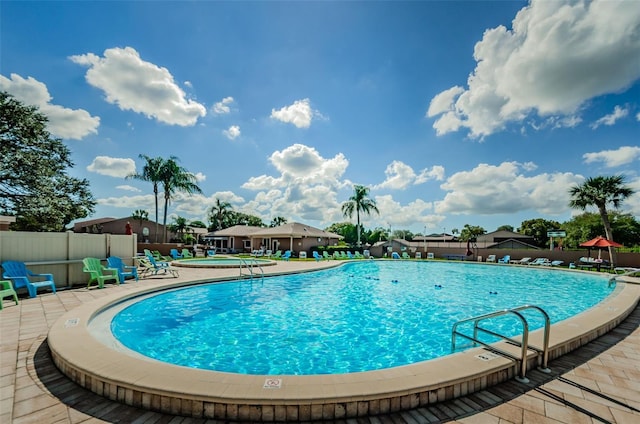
<box><xmin>82</xmin><ymin>257</ymin><xmax>119</xmax><ymax>289</ymax></box>
<box><xmin>0</xmin><ymin>280</ymin><xmax>19</xmax><ymax>309</ymax></box>
<box><xmin>181</xmin><ymin>249</ymin><xmax>194</xmax><ymax>259</ymax></box>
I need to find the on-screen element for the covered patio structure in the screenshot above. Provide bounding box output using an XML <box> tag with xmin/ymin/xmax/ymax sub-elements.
<box><xmin>250</xmin><ymin>222</ymin><xmax>342</xmax><ymax>256</ymax></box>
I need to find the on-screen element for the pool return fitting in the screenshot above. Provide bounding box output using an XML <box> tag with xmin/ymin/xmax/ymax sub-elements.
<box><xmin>451</xmin><ymin>305</ymin><xmax>551</xmax><ymax>383</ymax></box>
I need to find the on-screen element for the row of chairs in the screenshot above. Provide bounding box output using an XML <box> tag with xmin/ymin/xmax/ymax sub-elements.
<box><xmin>1</xmin><ymin>254</ymin><xmax>180</xmax><ymax>307</ymax></box>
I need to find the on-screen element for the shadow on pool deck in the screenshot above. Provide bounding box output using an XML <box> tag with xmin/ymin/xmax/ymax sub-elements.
<box><xmin>27</xmin><ymin>301</ymin><xmax>640</xmax><ymax>423</ymax></box>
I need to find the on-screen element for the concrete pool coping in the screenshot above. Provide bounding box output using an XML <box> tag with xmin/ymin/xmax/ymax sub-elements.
<box><xmin>47</xmin><ymin>261</ymin><xmax>640</xmax><ymax>422</ymax></box>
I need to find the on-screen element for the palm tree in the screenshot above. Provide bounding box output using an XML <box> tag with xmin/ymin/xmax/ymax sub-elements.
<box><xmin>169</xmin><ymin>216</ymin><xmax>189</xmax><ymax>241</ymax></box>
<box><xmin>341</xmin><ymin>184</ymin><xmax>379</xmax><ymax>247</ymax></box>
<box><xmin>159</xmin><ymin>158</ymin><xmax>202</xmax><ymax>243</ymax></box>
<box><xmin>209</xmin><ymin>198</ymin><xmax>233</xmax><ymax>230</ymax></box>
<box><xmin>127</xmin><ymin>155</ymin><xmax>167</xmax><ymax>242</ymax></box>
<box><xmin>569</xmin><ymin>175</ymin><xmax>634</xmax><ymax>265</ymax></box>
<box><xmin>131</xmin><ymin>209</ymin><xmax>148</xmax><ymax>227</ymax></box>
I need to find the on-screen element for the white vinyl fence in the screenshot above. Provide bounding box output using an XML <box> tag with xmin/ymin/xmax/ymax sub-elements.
<box><xmin>0</xmin><ymin>231</ymin><xmax>137</xmax><ymax>289</ymax></box>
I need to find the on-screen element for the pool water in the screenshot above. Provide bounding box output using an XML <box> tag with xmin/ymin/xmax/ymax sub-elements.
<box><xmin>110</xmin><ymin>261</ymin><xmax>612</xmax><ymax>375</ymax></box>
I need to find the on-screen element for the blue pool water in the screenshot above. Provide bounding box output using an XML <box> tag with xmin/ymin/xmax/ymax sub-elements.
<box><xmin>111</xmin><ymin>261</ymin><xmax>612</xmax><ymax>375</ymax></box>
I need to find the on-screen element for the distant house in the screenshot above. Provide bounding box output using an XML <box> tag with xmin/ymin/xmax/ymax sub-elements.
<box><xmin>204</xmin><ymin>222</ymin><xmax>343</xmax><ymax>254</ymax></box>
<box><xmin>476</xmin><ymin>230</ymin><xmax>539</xmax><ymax>249</ymax></box>
<box><xmin>72</xmin><ymin>217</ymin><xmax>175</xmax><ymax>243</ymax></box>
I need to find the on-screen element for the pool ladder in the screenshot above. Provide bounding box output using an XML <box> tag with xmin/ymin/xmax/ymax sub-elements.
<box><xmin>238</xmin><ymin>257</ymin><xmax>264</xmax><ymax>282</ymax></box>
<box><xmin>451</xmin><ymin>305</ymin><xmax>551</xmax><ymax>383</ymax></box>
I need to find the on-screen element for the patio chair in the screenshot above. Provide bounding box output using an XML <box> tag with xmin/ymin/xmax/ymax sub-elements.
<box><xmin>510</xmin><ymin>257</ymin><xmax>531</xmax><ymax>265</ymax></box>
<box><xmin>0</xmin><ymin>280</ymin><xmax>19</xmax><ymax>309</ymax></box>
<box><xmin>82</xmin><ymin>257</ymin><xmax>119</xmax><ymax>289</ymax></box>
<box><xmin>415</xmin><ymin>252</ymin><xmax>422</xmax><ymax>259</ymax></box>
<box><xmin>1</xmin><ymin>260</ymin><xmax>57</xmax><ymax>298</ymax></box>
<box><xmin>323</xmin><ymin>251</ymin><xmax>332</xmax><ymax>260</ymax></box>
<box><xmin>528</xmin><ymin>258</ymin><xmax>550</xmax><ymax>266</ymax></box>
<box><xmin>347</xmin><ymin>251</ymin><xmax>354</xmax><ymax>259</ymax></box>
<box><xmin>206</xmin><ymin>249</ymin><xmax>216</xmax><ymax>257</ymax></box>
<box><xmin>354</xmin><ymin>251</ymin><xmax>364</xmax><ymax>259</ymax></box>
<box><xmin>170</xmin><ymin>249</ymin><xmax>183</xmax><ymax>260</ymax></box>
<box><xmin>181</xmin><ymin>249</ymin><xmax>194</xmax><ymax>259</ymax></box>
<box><xmin>139</xmin><ymin>255</ymin><xmax>179</xmax><ymax>278</ymax></box>
<box><xmin>427</xmin><ymin>252</ymin><xmax>435</xmax><ymax>259</ymax></box>
<box><xmin>313</xmin><ymin>251</ymin><xmax>322</xmax><ymax>261</ymax></box>
<box><xmin>402</xmin><ymin>252</ymin><xmax>411</xmax><ymax>259</ymax></box>
<box><xmin>273</xmin><ymin>250</ymin><xmax>282</xmax><ymax>259</ymax></box>
<box><xmin>486</xmin><ymin>255</ymin><xmax>496</xmax><ymax>262</ymax></box>
<box><xmin>282</xmin><ymin>250</ymin><xmax>291</xmax><ymax>261</ymax></box>
<box><xmin>107</xmin><ymin>256</ymin><xmax>139</xmax><ymax>283</ymax></box>
<box><xmin>497</xmin><ymin>255</ymin><xmax>511</xmax><ymax>264</ymax></box>
<box><xmin>151</xmin><ymin>250</ymin><xmax>172</xmax><ymax>261</ymax></box>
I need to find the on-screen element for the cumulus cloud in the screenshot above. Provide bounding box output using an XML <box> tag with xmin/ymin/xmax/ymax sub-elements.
<box><xmin>374</xmin><ymin>161</ymin><xmax>445</xmax><ymax>190</ymax></box>
<box><xmin>70</xmin><ymin>47</ymin><xmax>206</xmax><ymax>126</ymax></box>
<box><xmin>0</xmin><ymin>73</ymin><xmax>100</xmax><ymax>140</ymax></box>
<box><xmin>194</xmin><ymin>172</ymin><xmax>206</xmax><ymax>182</ymax></box>
<box><xmin>212</xmin><ymin>96</ymin><xmax>234</xmax><ymax>114</ymax></box>
<box><xmin>583</xmin><ymin>146</ymin><xmax>640</xmax><ymax>168</ymax></box>
<box><xmin>270</xmin><ymin>98</ymin><xmax>316</xmax><ymax>128</ymax></box>
<box><xmin>86</xmin><ymin>156</ymin><xmax>136</xmax><ymax>177</ymax></box>
<box><xmin>427</xmin><ymin>0</ymin><xmax>640</xmax><ymax>138</ymax></box>
<box><xmin>590</xmin><ymin>105</ymin><xmax>629</xmax><ymax>129</ymax></box>
<box><xmin>241</xmin><ymin>144</ymin><xmax>349</xmax><ymax>222</ymax></box>
<box><xmin>373</xmin><ymin>195</ymin><xmax>443</xmax><ymax>228</ymax></box>
<box><xmin>435</xmin><ymin>162</ymin><xmax>583</xmax><ymax>215</ymax></box>
<box><xmin>116</xmin><ymin>185</ymin><xmax>141</xmax><ymax>192</ymax></box>
<box><xmin>223</xmin><ymin>125</ymin><xmax>241</xmax><ymax>140</ymax></box>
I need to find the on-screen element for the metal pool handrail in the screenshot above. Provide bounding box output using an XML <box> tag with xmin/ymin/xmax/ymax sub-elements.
<box><xmin>451</xmin><ymin>305</ymin><xmax>551</xmax><ymax>383</ymax></box>
<box><xmin>239</xmin><ymin>257</ymin><xmax>264</xmax><ymax>282</ymax></box>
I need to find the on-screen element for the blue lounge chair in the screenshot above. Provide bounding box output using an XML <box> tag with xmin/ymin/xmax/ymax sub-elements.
<box><xmin>170</xmin><ymin>249</ymin><xmax>183</xmax><ymax>259</ymax></box>
<box><xmin>140</xmin><ymin>255</ymin><xmax>179</xmax><ymax>278</ymax></box>
<box><xmin>282</xmin><ymin>250</ymin><xmax>291</xmax><ymax>261</ymax></box>
<box><xmin>107</xmin><ymin>256</ymin><xmax>139</xmax><ymax>283</ymax></box>
<box><xmin>206</xmin><ymin>249</ymin><xmax>216</xmax><ymax>257</ymax></box>
<box><xmin>0</xmin><ymin>280</ymin><xmax>19</xmax><ymax>309</ymax></box>
<box><xmin>313</xmin><ymin>251</ymin><xmax>322</xmax><ymax>261</ymax></box>
<box><xmin>498</xmin><ymin>255</ymin><xmax>511</xmax><ymax>264</ymax></box>
<box><xmin>1</xmin><ymin>261</ymin><xmax>57</xmax><ymax>298</ymax></box>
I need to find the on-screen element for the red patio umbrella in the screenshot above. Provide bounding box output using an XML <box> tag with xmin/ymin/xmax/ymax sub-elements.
<box><xmin>579</xmin><ymin>236</ymin><xmax>623</xmax><ymax>262</ymax></box>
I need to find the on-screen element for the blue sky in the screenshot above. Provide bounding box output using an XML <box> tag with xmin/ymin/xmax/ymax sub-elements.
<box><xmin>2</xmin><ymin>0</ymin><xmax>639</xmax><ymax>235</ymax></box>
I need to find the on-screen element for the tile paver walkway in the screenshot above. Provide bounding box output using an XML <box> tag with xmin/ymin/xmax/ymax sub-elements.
<box><xmin>1</xmin><ymin>264</ymin><xmax>639</xmax><ymax>423</ymax></box>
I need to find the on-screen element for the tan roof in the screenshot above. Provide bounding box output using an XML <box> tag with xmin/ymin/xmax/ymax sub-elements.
<box><xmin>205</xmin><ymin>225</ymin><xmax>264</xmax><ymax>238</ymax></box>
<box><xmin>251</xmin><ymin>222</ymin><xmax>342</xmax><ymax>239</ymax></box>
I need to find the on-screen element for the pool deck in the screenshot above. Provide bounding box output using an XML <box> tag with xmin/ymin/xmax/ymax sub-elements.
<box><xmin>1</xmin><ymin>260</ymin><xmax>640</xmax><ymax>423</ymax></box>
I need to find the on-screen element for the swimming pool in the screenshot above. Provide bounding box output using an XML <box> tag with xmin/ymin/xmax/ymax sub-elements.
<box><xmin>171</xmin><ymin>257</ymin><xmax>276</xmax><ymax>268</ymax></box>
<box><xmin>110</xmin><ymin>261</ymin><xmax>611</xmax><ymax>375</ymax></box>
<box><xmin>50</xmin><ymin>261</ymin><xmax>639</xmax><ymax>421</ymax></box>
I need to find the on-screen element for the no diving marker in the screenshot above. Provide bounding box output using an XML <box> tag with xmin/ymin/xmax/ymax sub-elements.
<box><xmin>263</xmin><ymin>378</ymin><xmax>282</xmax><ymax>389</ymax></box>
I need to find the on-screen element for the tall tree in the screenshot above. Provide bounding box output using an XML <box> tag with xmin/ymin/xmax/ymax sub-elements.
<box><xmin>518</xmin><ymin>218</ymin><xmax>562</xmax><ymax>248</ymax></box>
<box><xmin>169</xmin><ymin>216</ymin><xmax>189</xmax><ymax>241</ymax></box>
<box><xmin>128</xmin><ymin>155</ymin><xmax>168</xmax><ymax>242</ymax></box>
<box><xmin>459</xmin><ymin>224</ymin><xmax>486</xmax><ymax>241</ymax></box>
<box><xmin>0</xmin><ymin>92</ymin><xmax>95</xmax><ymax>231</ymax></box>
<box><xmin>341</xmin><ymin>185</ymin><xmax>379</xmax><ymax>246</ymax></box>
<box><xmin>209</xmin><ymin>198</ymin><xmax>233</xmax><ymax>230</ymax></box>
<box><xmin>159</xmin><ymin>158</ymin><xmax>202</xmax><ymax>243</ymax></box>
<box><xmin>569</xmin><ymin>175</ymin><xmax>634</xmax><ymax>264</ymax></box>
<box><xmin>270</xmin><ymin>216</ymin><xmax>287</xmax><ymax>227</ymax></box>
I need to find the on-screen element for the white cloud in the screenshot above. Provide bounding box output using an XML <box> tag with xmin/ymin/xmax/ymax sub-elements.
<box><xmin>426</xmin><ymin>86</ymin><xmax>464</xmax><ymax>117</ymax></box>
<box><xmin>0</xmin><ymin>73</ymin><xmax>100</xmax><ymax>140</ymax></box>
<box><xmin>86</xmin><ymin>156</ymin><xmax>136</xmax><ymax>177</ymax></box>
<box><xmin>194</xmin><ymin>172</ymin><xmax>206</xmax><ymax>182</ymax></box>
<box><xmin>590</xmin><ymin>105</ymin><xmax>629</xmax><ymax>129</ymax></box>
<box><xmin>435</xmin><ymin>161</ymin><xmax>583</xmax><ymax>215</ymax></box>
<box><xmin>583</xmin><ymin>146</ymin><xmax>640</xmax><ymax>168</ymax></box>
<box><xmin>70</xmin><ymin>47</ymin><xmax>206</xmax><ymax>126</ymax></box>
<box><xmin>116</xmin><ymin>185</ymin><xmax>141</xmax><ymax>192</ymax></box>
<box><xmin>372</xmin><ymin>195</ymin><xmax>443</xmax><ymax>229</ymax></box>
<box><xmin>428</xmin><ymin>0</ymin><xmax>640</xmax><ymax>138</ymax></box>
<box><xmin>637</xmin><ymin>112</ymin><xmax>640</xmax><ymax>121</ymax></box>
<box><xmin>223</xmin><ymin>125</ymin><xmax>241</xmax><ymax>140</ymax></box>
<box><xmin>212</xmin><ymin>96</ymin><xmax>234</xmax><ymax>114</ymax></box>
<box><xmin>374</xmin><ymin>161</ymin><xmax>445</xmax><ymax>189</ymax></box>
<box><xmin>270</xmin><ymin>98</ymin><xmax>316</xmax><ymax>128</ymax></box>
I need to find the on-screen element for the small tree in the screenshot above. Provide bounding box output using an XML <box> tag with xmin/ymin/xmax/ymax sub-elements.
<box><xmin>0</xmin><ymin>92</ymin><xmax>95</xmax><ymax>231</ymax></box>
<box><xmin>131</xmin><ymin>209</ymin><xmax>149</xmax><ymax>228</ymax></box>
<box><xmin>569</xmin><ymin>175</ymin><xmax>634</xmax><ymax>264</ymax></box>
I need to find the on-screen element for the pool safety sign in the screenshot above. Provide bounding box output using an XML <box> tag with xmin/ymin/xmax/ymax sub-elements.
<box><xmin>263</xmin><ymin>378</ymin><xmax>282</xmax><ymax>389</ymax></box>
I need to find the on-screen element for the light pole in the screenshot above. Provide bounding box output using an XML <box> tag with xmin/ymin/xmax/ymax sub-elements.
<box><xmin>423</xmin><ymin>225</ymin><xmax>427</xmax><ymax>253</ymax></box>
<box><xmin>443</xmin><ymin>227</ymin><xmax>446</xmax><ymax>244</ymax></box>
